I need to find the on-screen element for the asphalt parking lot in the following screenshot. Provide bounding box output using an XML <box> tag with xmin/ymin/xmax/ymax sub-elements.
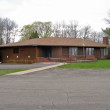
<box><xmin>0</xmin><ymin>68</ymin><xmax>110</xmax><ymax>110</ymax></box>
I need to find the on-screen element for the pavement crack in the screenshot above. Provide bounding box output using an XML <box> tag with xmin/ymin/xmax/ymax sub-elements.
<box><xmin>66</xmin><ymin>92</ymin><xmax>70</xmax><ymax>104</ymax></box>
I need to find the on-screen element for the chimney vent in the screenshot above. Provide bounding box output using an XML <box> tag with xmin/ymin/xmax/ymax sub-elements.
<box><xmin>103</xmin><ymin>37</ymin><xmax>108</xmax><ymax>45</ymax></box>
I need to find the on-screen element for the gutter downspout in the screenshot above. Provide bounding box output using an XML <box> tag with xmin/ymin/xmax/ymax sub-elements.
<box><xmin>83</xmin><ymin>37</ymin><xmax>85</xmax><ymax>58</ymax></box>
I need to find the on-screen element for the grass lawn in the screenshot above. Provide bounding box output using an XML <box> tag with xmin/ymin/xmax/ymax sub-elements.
<box><xmin>0</xmin><ymin>69</ymin><xmax>28</xmax><ymax>76</ymax></box>
<box><xmin>59</xmin><ymin>60</ymin><xmax>110</xmax><ymax>69</ymax></box>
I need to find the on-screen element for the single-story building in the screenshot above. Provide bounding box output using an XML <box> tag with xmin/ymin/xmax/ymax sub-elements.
<box><xmin>0</xmin><ymin>37</ymin><xmax>109</xmax><ymax>63</ymax></box>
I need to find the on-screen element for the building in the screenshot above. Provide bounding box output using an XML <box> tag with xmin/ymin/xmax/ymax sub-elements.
<box><xmin>0</xmin><ymin>37</ymin><xmax>109</xmax><ymax>63</ymax></box>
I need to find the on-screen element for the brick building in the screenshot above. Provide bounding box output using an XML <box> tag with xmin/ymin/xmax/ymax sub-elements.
<box><xmin>0</xmin><ymin>37</ymin><xmax>109</xmax><ymax>63</ymax></box>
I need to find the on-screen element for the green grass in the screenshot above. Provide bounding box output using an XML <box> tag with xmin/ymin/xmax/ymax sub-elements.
<box><xmin>59</xmin><ymin>60</ymin><xmax>110</xmax><ymax>69</ymax></box>
<box><xmin>0</xmin><ymin>69</ymin><xmax>28</xmax><ymax>76</ymax></box>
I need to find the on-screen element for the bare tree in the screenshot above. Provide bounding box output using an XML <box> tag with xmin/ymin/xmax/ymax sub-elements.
<box><xmin>90</xmin><ymin>31</ymin><xmax>97</xmax><ymax>41</ymax></box>
<box><xmin>96</xmin><ymin>32</ymin><xmax>105</xmax><ymax>43</ymax></box>
<box><xmin>0</xmin><ymin>18</ymin><xmax>4</xmax><ymax>44</ymax></box>
<box><xmin>52</xmin><ymin>23</ymin><xmax>61</xmax><ymax>37</ymax></box>
<box><xmin>11</xmin><ymin>29</ymin><xmax>19</xmax><ymax>43</ymax></box>
<box><xmin>89</xmin><ymin>31</ymin><xmax>104</xmax><ymax>43</ymax></box>
<box><xmin>53</xmin><ymin>21</ymin><xmax>79</xmax><ymax>38</ymax></box>
<box><xmin>79</xmin><ymin>25</ymin><xmax>91</xmax><ymax>39</ymax></box>
<box><xmin>0</xmin><ymin>18</ymin><xmax>18</xmax><ymax>44</ymax></box>
<box><xmin>3</xmin><ymin>18</ymin><xmax>18</xmax><ymax>44</ymax></box>
<box><xmin>69</xmin><ymin>21</ymin><xmax>79</xmax><ymax>38</ymax></box>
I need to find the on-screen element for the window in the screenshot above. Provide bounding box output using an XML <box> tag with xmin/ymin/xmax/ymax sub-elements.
<box><xmin>101</xmin><ymin>48</ymin><xmax>108</xmax><ymax>56</ymax></box>
<box><xmin>13</xmin><ymin>48</ymin><xmax>19</xmax><ymax>53</ymax></box>
<box><xmin>86</xmin><ymin>48</ymin><xmax>94</xmax><ymax>56</ymax></box>
<box><xmin>69</xmin><ymin>47</ymin><xmax>77</xmax><ymax>56</ymax></box>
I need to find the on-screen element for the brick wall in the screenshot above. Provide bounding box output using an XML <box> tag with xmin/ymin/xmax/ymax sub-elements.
<box><xmin>36</xmin><ymin>47</ymin><xmax>42</xmax><ymax>57</ymax></box>
<box><xmin>78</xmin><ymin>47</ymin><xmax>83</xmax><ymax>56</ymax></box>
<box><xmin>0</xmin><ymin>46</ymin><xmax>37</xmax><ymax>63</ymax></box>
<box><xmin>0</xmin><ymin>46</ymin><xmax>107</xmax><ymax>63</ymax></box>
<box><xmin>62</xmin><ymin>47</ymin><xmax>69</xmax><ymax>58</ymax></box>
<box><xmin>52</xmin><ymin>47</ymin><xmax>62</xmax><ymax>58</ymax></box>
<box><xmin>94</xmin><ymin>48</ymin><xmax>101</xmax><ymax>59</ymax></box>
<box><xmin>103</xmin><ymin>37</ymin><xmax>108</xmax><ymax>45</ymax></box>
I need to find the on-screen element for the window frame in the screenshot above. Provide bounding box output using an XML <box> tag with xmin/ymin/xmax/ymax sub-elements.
<box><xmin>86</xmin><ymin>48</ymin><xmax>94</xmax><ymax>56</ymax></box>
<box><xmin>69</xmin><ymin>47</ymin><xmax>78</xmax><ymax>56</ymax></box>
<box><xmin>101</xmin><ymin>48</ymin><xmax>108</xmax><ymax>56</ymax></box>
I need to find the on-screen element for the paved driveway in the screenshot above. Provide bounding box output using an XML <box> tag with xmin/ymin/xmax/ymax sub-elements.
<box><xmin>0</xmin><ymin>68</ymin><xmax>110</xmax><ymax>110</ymax></box>
<box><xmin>0</xmin><ymin>62</ymin><xmax>60</xmax><ymax>69</ymax></box>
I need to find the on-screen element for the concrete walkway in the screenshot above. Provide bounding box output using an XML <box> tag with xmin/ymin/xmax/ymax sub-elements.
<box><xmin>7</xmin><ymin>63</ymin><xmax>65</xmax><ymax>75</ymax></box>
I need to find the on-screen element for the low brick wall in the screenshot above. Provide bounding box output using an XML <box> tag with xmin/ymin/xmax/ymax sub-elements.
<box><xmin>4</xmin><ymin>60</ymin><xmax>36</xmax><ymax>64</ymax></box>
<box><xmin>101</xmin><ymin>56</ymin><xmax>108</xmax><ymax>59</ymax></box>
<box><xmin>37</xmin><ymin>57</ymin><xmax>50</xmax><ymax>62</ymax></box>
<box><xmin>86</xmin><ymin>55</ymin><xmax>97</xmax><ymax>61</ymax></box>
<box><xmin>36</xmin><ymin>56</ymin><xmax>97</xmax><ymax>63</ymax></box>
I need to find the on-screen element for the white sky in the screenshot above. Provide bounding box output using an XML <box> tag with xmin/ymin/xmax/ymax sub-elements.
<box><xmin>0</xmin><ymin>0</ymin><xmax>110</xmax><ymax>32</ymax></box>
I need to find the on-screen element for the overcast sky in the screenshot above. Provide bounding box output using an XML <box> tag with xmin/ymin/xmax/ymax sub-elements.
<box><xmin>0</xmin><ymin>0</ymin><xmax>110</xmax><ymax>32</ymax></box>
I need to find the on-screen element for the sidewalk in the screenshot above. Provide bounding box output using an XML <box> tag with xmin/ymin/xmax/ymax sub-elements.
<box><xmin>7</xmin><ymin>63</ymin><xmax>65</xmax><ymax>75</ymax></box>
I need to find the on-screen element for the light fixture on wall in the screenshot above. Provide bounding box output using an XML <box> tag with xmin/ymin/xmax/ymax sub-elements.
<box><xmin>28</xmin><ymin>56</ymin><xmax>30</xmax><ymax>58</ymax></box>
<box><xmin>7</xmin><ymin>56</ymin><xmax>8</xmax><ymax>58</ymax></box>
<box><xmin>17</xmin><ymin>56</ymin><xmax>18</xmax><ymax>59</ymax></box>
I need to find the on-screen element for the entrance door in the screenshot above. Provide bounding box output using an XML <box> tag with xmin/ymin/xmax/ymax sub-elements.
<box><xmin>42</xmin><ymin>47</ymin><xmax>52</xmax><ymax>58</ymax></box>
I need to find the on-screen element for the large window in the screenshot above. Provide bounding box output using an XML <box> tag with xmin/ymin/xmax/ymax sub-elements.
<box><xmin>13</xmin><ymin>48</ymin><xmax>19</xmax><ymax>54</ymax></box>
<box><xmin>101</xmin><ymin>48</ymin><xmax>108</xmax><ymax>56</ymax></box>
<box><xmin>86</xmin><ymin>48</ymin><xmax>94</xmax><ymax>56</ymax></box>
<box><xmin>69</xmin><ymin>47</ymin><xmax>78</xmax><ymax>56</ymax></box>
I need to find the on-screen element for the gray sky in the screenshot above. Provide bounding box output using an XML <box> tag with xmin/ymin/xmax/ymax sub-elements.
<box><xmin>0</xmin><ymin>0</ymin><xmax>110</xmax><ymax>31</ymax></box>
